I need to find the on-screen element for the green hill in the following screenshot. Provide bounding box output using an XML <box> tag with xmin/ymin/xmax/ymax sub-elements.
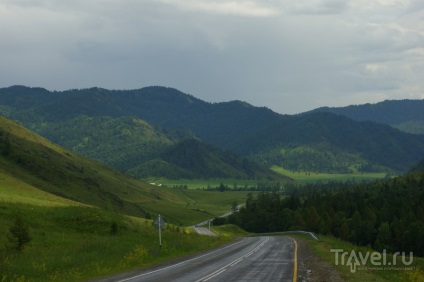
<box><xmin>34</xmin><ymin>115</ymin><xmax>191</xmax><ymax>174</ymax></box>
<box><xmin>17</xmin><ymin>114</ymin><xmax>281</xmax><ymax>180</ymax></box>
<box><xmin>0</xmin><ymin>116</ymin><xmax>248</xmax><ymax>281</ymax></box>
<box><xmin>0</xmin><ymin>116</ymin><xmax>251</xmax><ymax>226</ymax></box>
<box><xmin>0</xmin><ymin>115</ymin><xmax>154</xmax><ymax>217</ymax></box>
<box><xmin>153</xmin><ymin>139</ymin><xmax>283</xmax><ymax>180</ymax></box>
<box><xmin>1</xmin><ymin>86</ymin><xmax>424</xmax><ymax>174</ymax></box>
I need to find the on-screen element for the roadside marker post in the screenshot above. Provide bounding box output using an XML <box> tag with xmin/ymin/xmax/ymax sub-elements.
<box><xmin>155</xmin><ymin>214</ymin><xmax>165</xmax><ymax>248</ymax></box>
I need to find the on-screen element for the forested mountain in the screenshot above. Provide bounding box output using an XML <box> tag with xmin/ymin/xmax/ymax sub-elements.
<box><xmin>310</xmin><ymin>99</ymin><xmax>424</xmax><ymax>134</ymax></box>
<box><xmin>248</xmin><ymin>112</ymin><xmax>424</xmax><ymax>173</ymax></box>
<box><xmin>32</xmin><ymin>115</ymin><xmax>190</xmax><ymax>177</ymax></box>
<box><xmin>1</xmin><ymin>115</ymin><xmax>264</xmax><ymax>226</ymax></box>
<box><xmin>141</xmin><ymin>139</ymin><xmax>281</xmax><ymax>180</ymax></box>
<box><xmin>1</xmin><ymin>85</ymin><xmax>424</xmax><ymax>176</ymax></box>
<box><xmin>20</xmin><ymin>114</ymin><xmax>280</xmax><ymax>180</ymax></box>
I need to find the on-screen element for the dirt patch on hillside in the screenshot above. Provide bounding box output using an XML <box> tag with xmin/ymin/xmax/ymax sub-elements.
<box><xmin>296</xmin><ymin>237</ymin><xmax>345</xmax><ymax>282</ymax></box>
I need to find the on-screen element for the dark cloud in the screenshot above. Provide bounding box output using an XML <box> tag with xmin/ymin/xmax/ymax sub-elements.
<box><xmin>0</xmin><ymin>0</ymin><xmax>423</xmax><ymax>114</ymax></box>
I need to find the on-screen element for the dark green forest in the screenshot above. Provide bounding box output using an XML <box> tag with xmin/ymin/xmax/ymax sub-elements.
<box><xmin>311</xmin><ymin>99</ymin><xmax>424</xmax><ymax>134</ymax></box>
<box><xmin>222</xmin><ymin>169</ymin><xmax>424</xmax><ymax>256</ymax></box>
<box><xmin>14</xmin><ymin>114</ymin><xmax>279</xmax><ymax>180</ymax></box>
<box><xmin>1</xmin><ymin>86</ymin><xmax>424</xmax><ymax>177</ymax></box>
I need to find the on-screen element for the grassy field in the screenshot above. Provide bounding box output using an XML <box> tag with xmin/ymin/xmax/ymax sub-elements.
<box><xmin>0</xmin><ymin>162</ymin><xmax>247</xmax><ymax>281</ymax></box>
<box><xmin>0</xmin><ymin>202</ymin><xmax>233</xmax><ymax>282</ymax></box>
<box><xmin>296</xmin><ymin>234</ymin><xmax>424</xmax><ymax>281</ymax></box>
<box><xmin>271</xmin><ymin>166</ymin><xmax>388</xmax><ymax>184</ymax></box>
<box><xmin>138</xmin><ymin>188</ymin><xmax>252</xmax><ymax>226</ymax></box>
<box><xmin>0</xmin><ymin>161</ymin><xmax>251</xmax><ymax>225</ymax></box>
<box><xmin>0</xmin><ymin>165</ymin><xmax>247</xmax><ymax>281</ymax></box>
<box><xmin>211</xmin><ymin>224</ymin><xmax>251</xmax><ymax>237</ymax></box>
<box><xmin>146</xmin><ymin>167</ymin><xmax>389</xmax><ymax>189</ymax></box>
<box><xmin>0</xmin><ymin>161</ymin><xmax>247</xmax><ymax>282</ymax></box>
<box><xmin>0</xmin><ymin>114</ymin><xmax>251</xmax><ymax>281</ymax></box>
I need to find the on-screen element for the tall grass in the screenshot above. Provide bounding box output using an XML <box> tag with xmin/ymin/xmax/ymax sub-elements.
<box><xmin>0</xmin><ymin>203</ymin><xmax>231</xmax><ymax>282</ymax></box>
<box><xmin>297</xmin><ymin>234</ymin><xmax>424</xmax><ymax>281</ymax></box>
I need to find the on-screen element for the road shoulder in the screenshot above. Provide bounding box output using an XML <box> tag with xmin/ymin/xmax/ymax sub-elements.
<box><xmin>295</xmin><ymin>237</ymin><xmax>345</xmax><ymax>282</ymax></box>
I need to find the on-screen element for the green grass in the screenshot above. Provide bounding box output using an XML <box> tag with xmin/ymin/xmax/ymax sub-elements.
<box><xmin>0</xmin><ymin>171</ymin><xmax>83</xmax><ymax>207</ymax></box>
<box><xmin>271</xmin><ymin>166</ymin><xmax>388</xmax><ymax>184</ymax></box>
<box><xmin>0</xmin><ymin>116</ymin><xmax>254</xmax><ymax>227</ymax></box>
<box><xmin>295</xmin><ymin>234</ymin><xmax>424</xmax><ymax>281</ymax></box>
<box><xmin>139</xmin><ymin>189</ymin><xmax>253</xmax><ymax>226</ymax></box>
<box><xmin>211</xmin><ymin>224</ymin><xmax>251</xmax><ymax>237</ymax></box>
<box><xmin>0</xmin><ymin>116</ymin><xmax>252</xmax><ymax>281</ymax></box>
<box><xmin>0</xmin><ymin>203</ymin><xmax>232</xmax><ymax>282</ymax></box>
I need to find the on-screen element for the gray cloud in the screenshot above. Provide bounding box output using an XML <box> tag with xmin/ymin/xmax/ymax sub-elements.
<box><xmin>0</xmin><ymin>0</ymin><xmax>423</xmax><ymax>114</ymax></box>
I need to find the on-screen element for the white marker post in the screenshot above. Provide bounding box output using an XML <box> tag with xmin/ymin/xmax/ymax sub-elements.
<box><xmin>155</xmin><ymin>214</ymin><xmax>165</xmax><ymax>248</ymax></box>
<box><xmin>159</xmin><ymin>214</ymin><xmax>162</xmax><ymax>248</ymax></box>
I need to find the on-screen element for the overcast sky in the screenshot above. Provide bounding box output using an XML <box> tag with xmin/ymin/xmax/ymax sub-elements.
<box><xmin>1</xmin><ymin>0</ymin><xmax>423</xmax><ymax>114</ymax></box>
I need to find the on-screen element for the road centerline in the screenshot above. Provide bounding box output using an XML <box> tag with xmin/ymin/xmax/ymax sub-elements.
<box><xmin>117</xmin><ymin>238</ymin><xmax>246</xmax><ymax>282</ymax></box>
<box><xmin>195</xmin><ymin>237</ymin><xmax>270</xmax><ymax>282</ymax></box>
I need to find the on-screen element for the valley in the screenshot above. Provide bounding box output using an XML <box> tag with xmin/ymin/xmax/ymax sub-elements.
<box><xmin>1</xmin><ymin>86</ymin><xmax>424</xmax><ymax>180</ymax></box>
<box><xmin>0</xmin><ymin>86</ymin><xmax>424</xmax><ymax>281</ymax></box>
<box><xmin>0</xmin><ymin>115</ymin><xmax>252</xmax><ymax>281</ymax></box>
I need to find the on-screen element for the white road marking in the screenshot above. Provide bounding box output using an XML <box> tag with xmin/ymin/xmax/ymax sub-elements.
<box><xmin>195</xmin><ymin>237</ymin><xmax>270</xmax><ymax>282</ymax></box>
<box><xmin>117</xmin><ymin>238</ymin><xmax>246</xmax><ymax>282</ymax></box>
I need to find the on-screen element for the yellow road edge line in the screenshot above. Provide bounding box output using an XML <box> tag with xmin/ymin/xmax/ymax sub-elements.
<box><xmin>287</xmin><ymin>236</ymin><xmax>298</xmax><ymax>282</ymax></box>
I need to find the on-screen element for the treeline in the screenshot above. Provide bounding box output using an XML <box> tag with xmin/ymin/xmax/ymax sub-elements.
<box><xmin>202</xmin><ymin>182</ymin><xmax>283</xmax><ymax>192</ymax></box>
<box><xmin>222</xmin><ymin>171</ymin><xmax>424</xmax><ymax>256</ymax></box>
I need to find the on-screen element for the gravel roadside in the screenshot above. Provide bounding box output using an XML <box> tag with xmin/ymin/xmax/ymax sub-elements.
<box><xmin>296</xmin><ymin>237</ymin><xmax>345</xmax><ymax>282</ymax></box>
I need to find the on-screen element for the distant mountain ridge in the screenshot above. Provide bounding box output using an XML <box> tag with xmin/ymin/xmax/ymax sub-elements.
<box><xmin>309</xmin><ymin>99</ymin><xmax>424</xmax><ymax>134</ymax></box>
<box><xmin>411</xmin><ymin>157</ymin><xmax>424</xmax><ymax>172</ymax></box>
<box><xmin>1</xmin><ymin>85</ymin><xmax>424</xmax><ymax>175</ymax></box>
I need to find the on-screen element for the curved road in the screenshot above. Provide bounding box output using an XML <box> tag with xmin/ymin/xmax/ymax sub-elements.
<box><xmin>96</xmin><ymin>236</ymin><xmax>297</xmax><ymax>282</ymax></box>
<box><xmin>193</xmin><ymin>227</ymin><xmax>216</xmax><ymax>236</ymax></box>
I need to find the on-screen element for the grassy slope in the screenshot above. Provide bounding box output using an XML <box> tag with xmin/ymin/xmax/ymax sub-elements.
<box><xmin>0</xmin><ymin>116</ymin><xmax>250</xmax><ymax>226</ymax></box>
<box><xmin>0</xmin><ymin>116</ymin><xmax>249</xmax><ymax>281</ymax></box>
<box><xmin>0</xmin><ymin>170</ymin><xmax>82</xmax><ymax>207</ymax></box>
<box><xmin>0</xmin><ymin>203</ymin><xmax>232</xmax><ymax>282</ymax></box>
<box><xmin>296</xmin><ymin>234</ymin><xmax>424</xmax><ymax>281</ymax></box>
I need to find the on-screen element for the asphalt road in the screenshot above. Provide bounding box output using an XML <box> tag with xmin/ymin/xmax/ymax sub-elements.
<box><xmin>96</xmin><ymin>236</ymin><xmax>297</xmax><ymax>282</ymax></box>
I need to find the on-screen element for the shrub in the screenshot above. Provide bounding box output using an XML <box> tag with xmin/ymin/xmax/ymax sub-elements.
<box><xmin>7</xmin><ymin>216</ymin><xmax>32</xmax><ymax>251</ymax></box>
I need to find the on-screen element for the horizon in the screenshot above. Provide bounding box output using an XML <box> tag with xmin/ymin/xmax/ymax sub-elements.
<box><xmin>1</xmin><ymin>1</ymin><xmax>423</xmax><ymax>115</ymax></box>
<box><xmin>3</xmin><ymin>84</ymin><xmax>423</xmax><ymax>116</ymax></box>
